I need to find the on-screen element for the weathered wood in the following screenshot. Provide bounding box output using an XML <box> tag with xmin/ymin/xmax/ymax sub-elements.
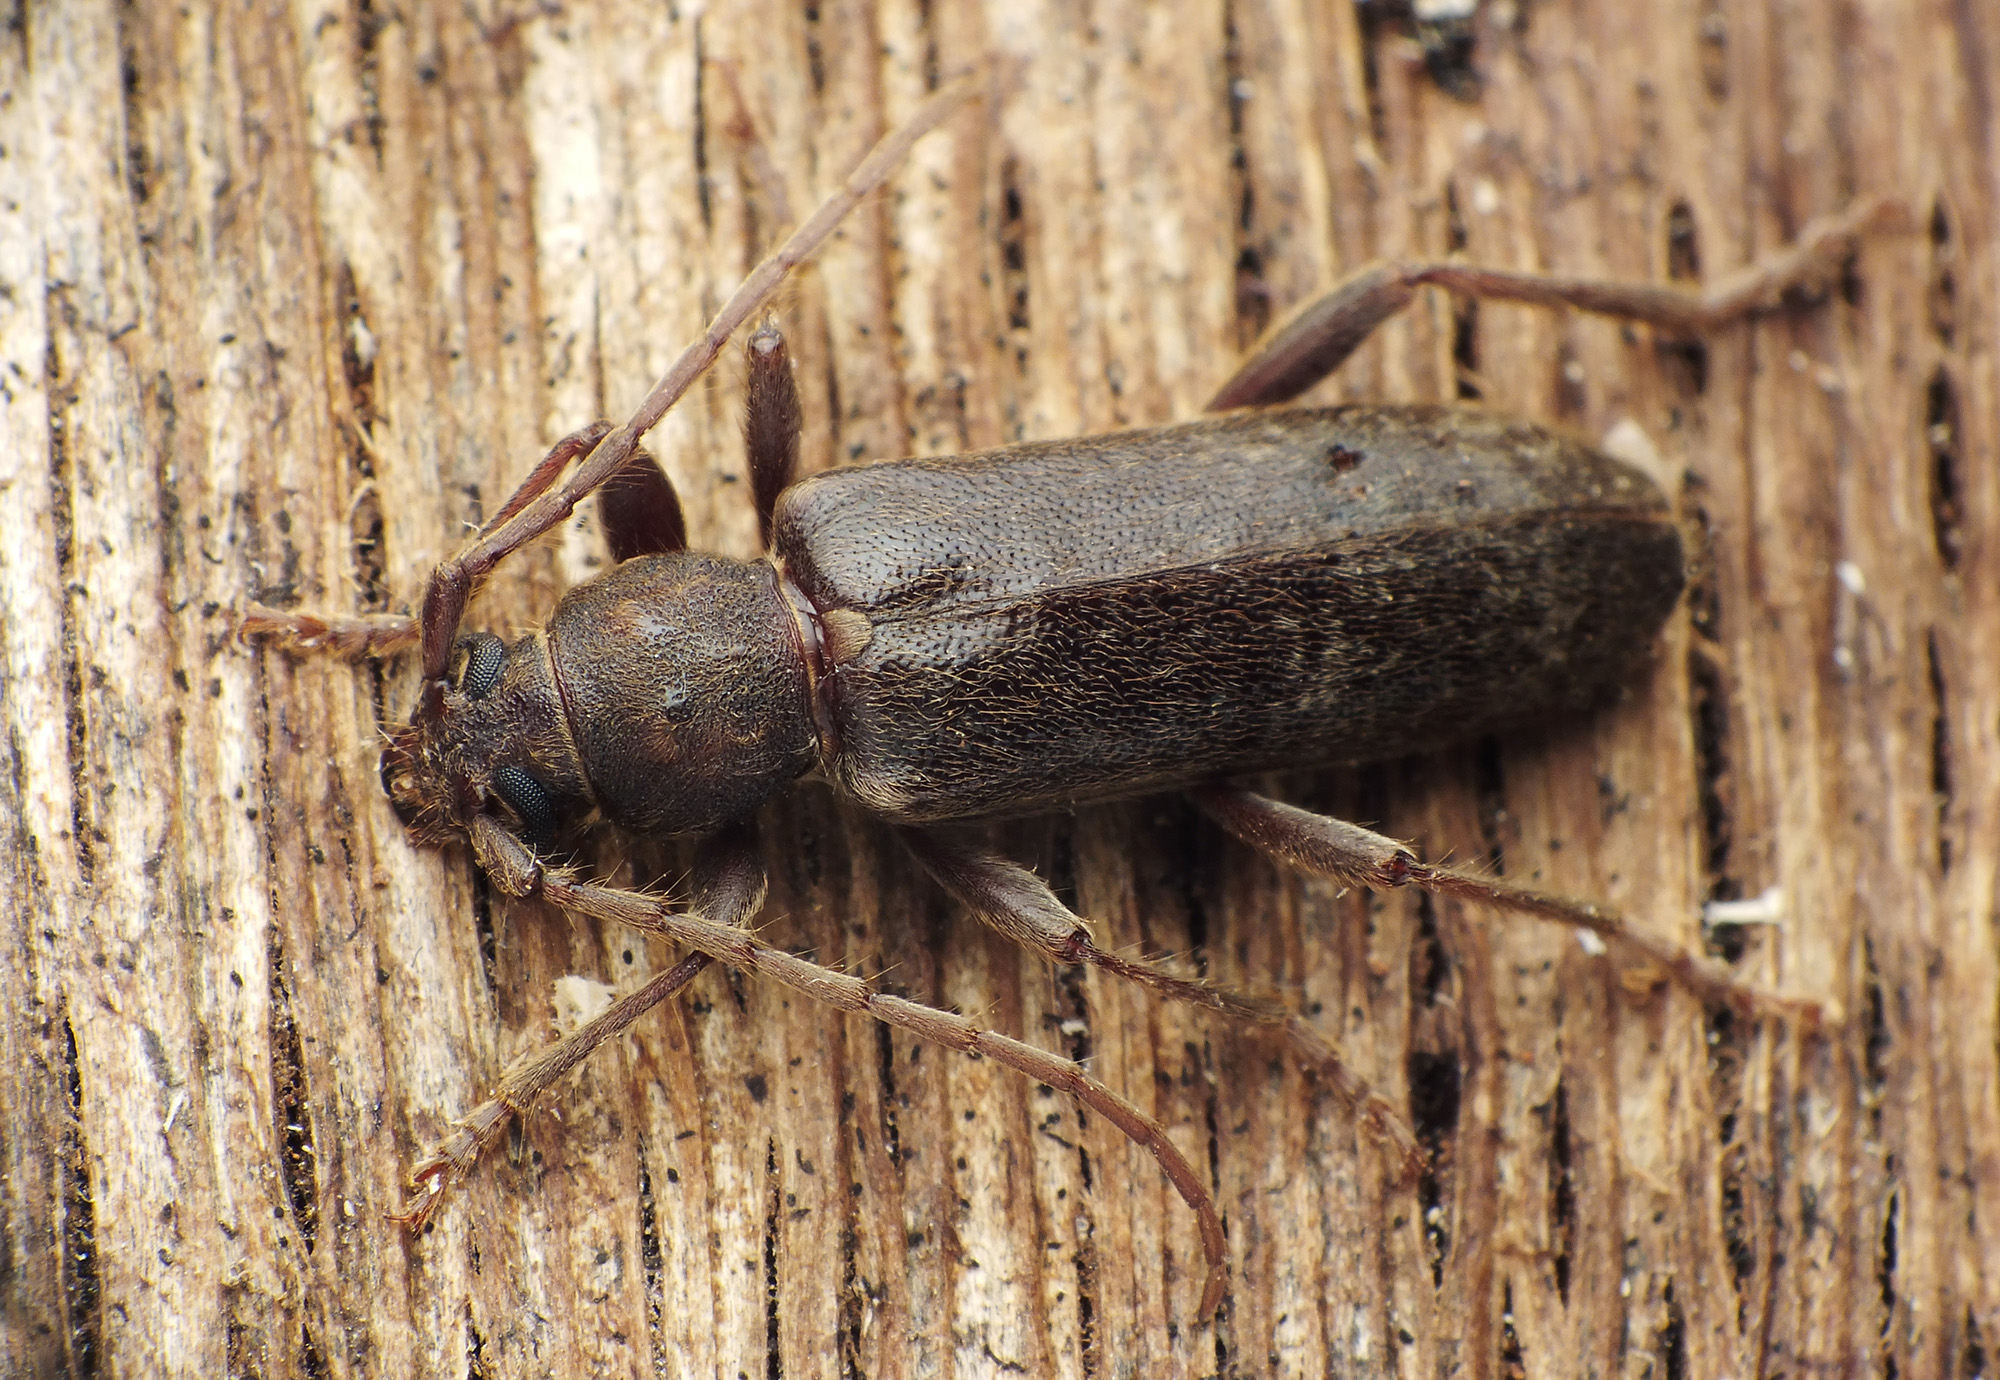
<box><xmin>1</xmin><ymin>2</ymin><xmax>1993</xmax><ymax>1376</ymax></box>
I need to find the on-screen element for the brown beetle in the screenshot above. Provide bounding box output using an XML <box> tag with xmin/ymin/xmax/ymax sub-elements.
<box><xmin>246</xmin><ymin>84</ymin><xmax>1880</xmax><ymax>1317</ymax></box>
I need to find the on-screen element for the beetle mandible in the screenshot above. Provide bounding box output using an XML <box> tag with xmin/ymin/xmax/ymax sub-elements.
<box><xmin>245</xmin><ymin>81</ymin><xmax>1879</xmax><ymax>1318</ymax></box>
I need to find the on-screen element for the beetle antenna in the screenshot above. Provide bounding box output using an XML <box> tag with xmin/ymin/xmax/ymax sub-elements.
<box><xmin>411</xmin><ymin>70</ymin><xmax>983</xmax><ymax>683</ymax></box>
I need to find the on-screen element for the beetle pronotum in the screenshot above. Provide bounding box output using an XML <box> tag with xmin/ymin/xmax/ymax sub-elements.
<box><xmin>245</xmin><ymin>75</ymin><xmax>1882</xmax><ymax>1319</ymax></box>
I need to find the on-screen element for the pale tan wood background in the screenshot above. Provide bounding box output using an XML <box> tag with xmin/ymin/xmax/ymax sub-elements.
<box><xmin>2</xmin><ymin>1</ymin><xmax>1994</xmax><ymax>1376</ymax></box>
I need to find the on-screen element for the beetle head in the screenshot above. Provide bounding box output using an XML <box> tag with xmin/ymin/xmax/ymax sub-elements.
<box><xmin>381</xmin><ymin>630</ymin><xmax>596</xmax><ymax>848</ymax></box>
<box><xmin>380</xmin><ymin>553</ymin><xmax>817</xmax><ymax>848</ymax></box>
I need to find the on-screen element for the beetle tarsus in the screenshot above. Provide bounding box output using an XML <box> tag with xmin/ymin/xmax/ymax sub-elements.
<box><xmin>1208</xmin><ymin>195</ymin><xmax>1904</xmax><ymax>412</ymax></box>
<box><xmin>393</xmin><ymin>955</ymin><xmax>717</xmax><ymax>1230</ymax></box>
<box><xmin>238</xmin><ymin>604</ymin><xmax>419</xmax><ymax>659</ymax></box>
<box><xmin>1281</xmin><ymin>1017</ymin><xmax>1427</xmax><ymax>1184</ymax></box>
<box><xmin>1192</xmin><ymin>783</ymin><xmax>1828</xmax><ymax>1029</ymax></box>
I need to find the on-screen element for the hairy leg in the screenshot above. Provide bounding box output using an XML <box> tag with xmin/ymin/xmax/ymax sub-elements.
<box><xmin>411</xmin><ymin>75</ymin><xmax>981</xmax><ymax>684</ymax></box>
<box><xmin>597</xmin><ymin>443</ymin><xmax>689</xmax><ymax>562</ymax></box>
<box><xmin>236</xmin><ymin>605</ymin><xmax>418</xmax><ymax>659</ymax></box>
<box><xmin>1207</xmin><ymin>198</ymin><xmax>1900</xmax><ymax>411</ymax></box>
<box><xmin>1191</xmin><ymin>783</ymin><xmax>1828</xmax><ymax>1027</ymax></box>
<box><xmin>745</xmin><ymin>324</ymin><xmax>802</xmax><ymax>547</ymax></box>
<box><xmin>467</xmin><ymin>814</ymin><xmax>1233</xmax><ymax>1318</ymax></box>
<box><xmin>898</xmin><ymin>826</ymin><xmax>1424</xmax><ymax>1178</ymax></box>
<box><xmin>394</xmin><ymin>824</ymin><xmax>764</xmax><ymax>1228</ymax></box>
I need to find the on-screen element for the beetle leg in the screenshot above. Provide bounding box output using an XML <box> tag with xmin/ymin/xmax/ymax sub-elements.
<box><xmin>394</xmin><ymin>823</ymin><xmax>764</xmax><ymax>1229</ymax></box>
<box><xmin>395</xmin><ymin>951</ymin><xmax>712</xmax><ymax>1229</ymax></box>
<box><xmin>239</xmin><ymin>422</ymin><xmax>646</xmax><ymax>660</ymax></box>
<box><xmin>466</xmin><ymin>813</ymin><xmax>1232</xmax><ymax>1319</ymax></box>
<box><xmin>480</xmin><ymin>419</ymin><xmax>690</xmax><ymax>562</ymax></box>
<box><xmin>898</xmin><ymin>826</ymin><xmax>1424</xmax><ymax>1181</ymax></box>
<box><xmin>1207</xmin><ymin>197</ymin><xmax>1903</xmax><ymax>410</ymax></box>
<box><xmin>487</xmin><ymin>420</ymin><xmax>615</xmax><ymax>530</ymax></box>
<box><xmin>1190</xmin><ymin>783</ymin><xmax>1831</xmax><ymax>1028</ymax></box>
<box><xmin>237</xmin><ymin>605</ymin><xmax>418</xmax><ymax>659</ymax></box>
<box><xmin>242</xmin><ymin>78</ymin><xmax>976</xmax><ymax>668</ymax></box>
<box><xmin>745</xmin><ymin>323</ymin><xmax>801</xmax><ymax>548</ymax></box>
<box><xmin>598</xmin><ymin>445</ymin><xmax>689</xmax><ymax>561</ymax></box>
<box><xmin>411</xmin><ymin>74</ymin><xmax>979</xmax><ymax>682</ymax></box>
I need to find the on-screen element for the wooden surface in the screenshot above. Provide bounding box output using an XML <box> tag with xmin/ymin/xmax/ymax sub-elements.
<box><xmin>2</xmin><ymin>1</ymin><xmax>1994</xmax><ymax>1376</ymax></box>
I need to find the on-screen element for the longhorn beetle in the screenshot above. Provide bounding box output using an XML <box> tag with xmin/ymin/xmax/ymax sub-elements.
<box><xmin>245</xmin><ymin>78</ymin><xmax>1883</xmax><ymax>1318</ymax></box>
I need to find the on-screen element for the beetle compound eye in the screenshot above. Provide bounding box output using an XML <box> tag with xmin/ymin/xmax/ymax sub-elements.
<box><xmin>492</xmin><ymin>765</ymin><xmax>558</xmax><ymax>841</ymax></box>
<box><xmin>458</xmin><ymin>634</ymin><xmax>506</xmax><ymax>700</ymax></box>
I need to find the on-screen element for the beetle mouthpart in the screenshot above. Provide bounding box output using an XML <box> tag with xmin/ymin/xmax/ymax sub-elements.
<box><xmin>379</xmin><ymin>730</ymin><xmax>418</xmax><ymax>825</ymax></box>
<box><xmin>380</xmin><ymin>721</ymin><xmax>461</xmax><ymax>845</ymax></box>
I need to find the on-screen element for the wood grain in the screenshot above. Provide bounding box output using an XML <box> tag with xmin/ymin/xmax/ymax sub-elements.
<box><xmin>1</xmin><ymin>1</ymin><xmax>1993</xmax><ymax>1376</ymax></box>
